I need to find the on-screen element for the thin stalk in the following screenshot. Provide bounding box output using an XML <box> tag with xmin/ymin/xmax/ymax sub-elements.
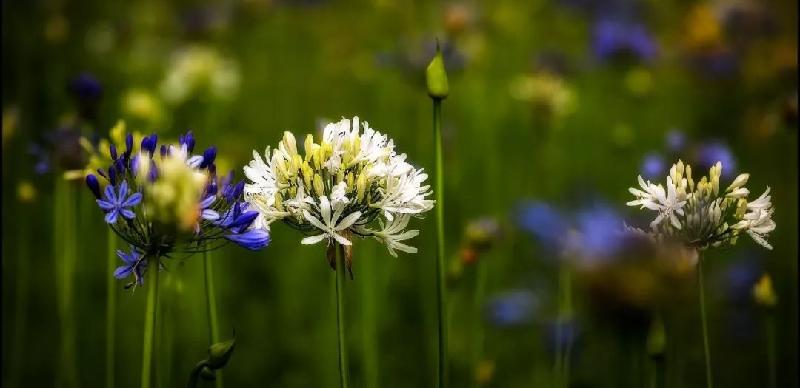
<box><xmin>204</xmin><ymin>251</ymin><xmax>223</xmax><ymax>388</ymax></box>
<box><xmin>555</xmin><ymin>265</ymin><xmax>572</xmax><ymax>388</ymax></box>
<box><xmin>9</xmin><ymin>207</ymin><xmax>31</xmax><ymax>387</ymax></box>
<box><xmin>650</xmin><ymin>358</ymin><xmax>665</xmax><ymax>388</ymax></box>
<box><xmin>55</xmin><ymin>178</ymin><xmax>78</xmax><ymax>387</ymax></box>
<box><xmin>335</xmin><ymin>243</ymin><xmax>350</xmax><ymax>388</ymax></box>
<box><xmin>360</xmin><ymin>245</ymin><xmax>379</xmax><ymax>388</ymax></box>
<box><xmin>697</xmin><ymin>256</ymin><xmax>713</xmax><ymax>388</ymax></box>
<box><xmin>433</xmin><ymin>98</ymin><xmax>448</xmax><ymax>388</ymax></box>
<box><xmin>766</xmin><ymin>314</ymin><xmax>776</xmax><ymax>388</ymax></box>
<box><xmin>106</xmin><ymin>228</ymin><xmax>117</xmax><ymax>388</ymax></box>
<box><xmin>141</xmin><ymin>267</ymin><xmax>160</xmax><ymax>388</ymax></box>
<box><xmin>471</xmin><ymin>259</ymin><xmax>487</xmax><ymax>388</ymax></box>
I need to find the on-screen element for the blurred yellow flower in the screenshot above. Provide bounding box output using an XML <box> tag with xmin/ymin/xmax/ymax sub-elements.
<box><xmin>753</xmin><ymin>273</ymin><xmax>777</xmax><ymax>308</ymax></box>
<box><xmin>17</xmin><ymin>181</ymin><xmax>37</xmax><ymax>203</ymax></box>
<box><xmin>509</xmin><ymin>72</ymin><xmax>576</xmax><ymax>119</ymax></box>
<box><xmin>160</xmin><ymin>45</ymin><xmax>241</xmax><ymax>105</ymax></box>
<box><xmin>123</xmin><ymin>88</ymin><xmax>164</xmax><ymax>124</ymax></box>
<box><xmin>146</xmin><ymin>149</ymin><xmax>209</xmax><ymax>232</ymax></box>
<box><xmin>2</xmin><ymin>105</ymin><xmax>19</xmax><ymax>148</ymax></box>
<box><xmin>684</xmin><ymin>4</ymin><xmax>722</xmax><ymax>51</ymax></box>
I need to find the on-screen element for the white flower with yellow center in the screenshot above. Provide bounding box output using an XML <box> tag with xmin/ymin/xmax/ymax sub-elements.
<box><xmin>244</xmin><ymin>117</ymin><xmax>434</xmax><ymax>264</ymax></box>
<box><xmin>627</xmin><ymin>159</ymin><xmax>775</xmax><ymax>251</ymax></box>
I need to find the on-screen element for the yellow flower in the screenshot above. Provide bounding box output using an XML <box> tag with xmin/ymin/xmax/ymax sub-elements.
<box><xmin>146</xmin><ymin>151</ymin><xmax>209</xmax><ymax>232</ymax></box>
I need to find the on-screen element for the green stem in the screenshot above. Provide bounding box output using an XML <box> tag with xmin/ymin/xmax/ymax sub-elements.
<box><xmin>433</xmin><ymin>97</ymin><xmax>448</xmax><ymax>388</ymax></box>
<box><xmin>361</xmin><ymin>246</ymin><xmax>379</xmax><ymax>388</ymax></box>
<box><xmin>766</xmin><ymin>314</ymin><xmax>776</xmax><ymax>388</ymax></box>
<box><xmin>106</xmin><ymin>228</ymin><xmax>117</xmax><ymax>388</ymax></box>
<box><xmin>471</xmin><ymin>260</ymin><xmax>487</xmax><ymax>388</ymax></box>
<box><xmin>335</xmin><ymin>244</ymin><xmax>350</xmax><ymax>388</ymax></box>
<box><xmin>204</xmin><ymin>251</ymin><xmax>223</xmax><ymax>388</ymax></box>
<box><xmin>697</xmin><ymin>257</ymin><xmax>713</xmax><ymax>388</ymax></box>
<box><xmin>9</xmin><ymin>206</ymin><xmax>31</xmax><ymax>388</ymax></box>
<box><xmin>55</xmin><ymin>178</ymin><xmax>77</xmax><ymax>387</ymax></box>
<box><xmin>187</xmin><ymin>360</ymin><xmax>209</xmax><ymax>388</ymax></box>
<box><xmin>141</xmin><ymin>267</ymin><xmax>160</xmax><ymax>388</ymax></box>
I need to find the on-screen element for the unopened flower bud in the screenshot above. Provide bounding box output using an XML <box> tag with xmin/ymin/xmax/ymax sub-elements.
<box><xmin>426</xmin><ymin>41</ymin><xmax>449</xmax><ymax>99</ymax></box>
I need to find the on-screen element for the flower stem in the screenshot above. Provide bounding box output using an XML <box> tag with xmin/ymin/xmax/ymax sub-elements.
<box><xmin>335</xmin><ymin>243</ymin><xmax>350</xmax><ymax>388</ymax></box>
<box><xmin>360</xmin><ymin>244</ymin><xmax>379</xmax><ymax>388</ymax></box>
<box><xmin>471</xmin><ymin>259</ymin><xmax>487</xmax><ymax>388</ymax></box>
<box><xmin>141</xmin><ymin>267</ymin><xmax>160</xmax><ymax>388</ymax></box>
<box><xmin>766</xmin><ymin>314</ymin><xmax>776</xmax><ymax>388</ymax></box>
<box><xmin>106</xmin><ymin>228</ymin><xmax>117</xmax><ymax>388</ymax></box>
<box><xmin>9</xmin><ymin>206</ymin><xmax>31</xmax><ymax>387</ymax></box>
<box><xmin>203</xmin><ymin>251</ymin><xmax>224</xmax><ymax>388</ymax></box>
<box><xmin>433</xmin><ymin>97</ymin><xmax>448</xmax><ymax>388</ymax></box>
<box><xmin>697</xmin><ymin>256</ymin><xmax>713</xmax><ymax>388</ymax></box>
<box><xmin>55</xmin><ymin>177</ymin><xmax>78</xmax><ymax>387</ymax></box>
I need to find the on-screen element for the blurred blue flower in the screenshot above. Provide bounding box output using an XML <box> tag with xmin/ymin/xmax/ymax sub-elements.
<box><xmin>485</xmin><ymin>290</ymin><xmax>538</xmax><ymax>327</ymax></box>
<box><xmin>544</xmin><ymin>319</ymin><xmax>579</xmax><ymax>355</ymax></box>
<box><xmin>592</xmin><ymin>18</ymin><xmax>657</xmax><ymax>63</ymax></box>
<box><xmin>665</xmin><ymin>129</ymin><xmax>686</xmax><ymax>152</ymax></box>
<box><xmin>572</xmin><ymin>203</ymin><xmax>626</xmax><ymax>259</ymax></box>
<box><xmin>724</xmin><ymin>256</ymin><xmax>762</xmax><ymax>302</ymax></box>
<box><xmin>516</xmin><ymin>201</ymin><xmax>569</xmax><ymax>251</ymax></box>
<box><xmin>640</xmin><ymin>152</ymin><xmax>665</xmax><ymax>180</ymax></box>
<box><xmin>689</xmin><ymin>50</ymin><xmax>739</xmax><ymax>79</ymax></box>
<box><xmin>698</xmin><ymin>141</ymin><xmax>736</xmax><ymax>178</ymax></box>
<box><xmin>69</xmin><ymin>73</ymin><xmax>102</xmax><ymax>102</ymax></box>
<box><xmin>69</xmin><ymin>73</ymin><xmax>103</xmax><ymax>121</ymax></box>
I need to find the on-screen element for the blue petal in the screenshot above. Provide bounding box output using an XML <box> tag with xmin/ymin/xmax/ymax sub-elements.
<box><xmin>118</xmin><ymin>181</ymin><xmax>129</xmax><ymax>201</ymax></box>
<box><xmin>97</xmin><ymin>199</ymin><xmax>116</xmax><ymax>211</ymax></box>
<box><xmin>120</xmin><ymin>209</ymin><xmax>136</xmax><ymax>220</ymax></box>
<box><xmin>202</xmin><ymin>209</ymin><xmax>220</xmax><ymax>221</ymax></box>
<box><xmin>122</xmin><ymin>192</ymin><xmax>143</xmax><ymax>207</ymax></box>
<box><xmin>114</xmin><ymin>265</ymin><xmax>133</xmax><ymax>279</ymax></box>
<box><xmin>230</xmin><ymin>211</ymin><xmax>258</xmax><ymax>230</ymax></box>
<box><xmin>200</xmin><ymin>195</ymin><xmax>216</xmax><ymax>209</ymax></box>
<box><xmin>117</xmin><ymin>249</ymin><xmax>139</xmax><ymax>264</ymax></box>
<box><xmin>225</xmin><ymin>229</ymin><xmax>270</xmax><ymax>250</ymax></box>
<box><xmin>105</xmin><ymin>210</ymin><xmax>119</xmax><ymax>224</ymax></box>
<box><xmin>104</xmin><ymin>184</ymin><xmax>117</xmax><ymax>203</ymax></box>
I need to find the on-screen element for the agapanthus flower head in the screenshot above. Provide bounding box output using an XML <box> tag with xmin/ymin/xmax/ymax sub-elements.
<box><xmin>627</xmin><ymin>159</ymin><xmax>775</xmax><ymax>252</ymax></box>
<box><xmin>243</xmin><ymin>116</ymin><xmax>433</xmax><ymax>274</ymax></box>
<box><xmin>85</xmin><ymin>122</ymin><xmax>270</xmax><ymax>288</ymax></box>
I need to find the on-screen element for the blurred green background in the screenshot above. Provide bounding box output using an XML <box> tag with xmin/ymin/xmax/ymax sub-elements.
<box><xmin>2</xmin><ymin>0</ymin><xmax>797</xmax><ymax>387</ymax></box>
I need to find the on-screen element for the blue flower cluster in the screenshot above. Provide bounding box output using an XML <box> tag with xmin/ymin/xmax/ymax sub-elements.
<box><xmin>85</xmin><ymin>130</ymin><xmax>270</xmax><ymax>288</ymax></box>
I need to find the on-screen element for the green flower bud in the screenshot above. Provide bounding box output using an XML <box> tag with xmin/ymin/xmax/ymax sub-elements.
<box><xmin>207</xmin><ymin>337</ymin><xmax>236</xmax><ymax>370</ymax></box>
<box><xmin>426</xmin><ymin>41</ymin><xmax>449</xmax><ymax>99</ymax></box>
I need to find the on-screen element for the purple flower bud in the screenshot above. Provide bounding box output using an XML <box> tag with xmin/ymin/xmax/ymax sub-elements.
<box><xmin>110</xmin><ymin>144</ymin><xmax>118</xmax><ymax>160</ymax></box>
<box><xmin>200</xmin><ymin>146</ymin><xmax>217</xmax><ymax>168</ymax></box>
<box><xmin>180</xmin><ymin>131</ymin><xmax>196</xmax><ymax>153</ymax></box>
<box><xmin>109</xmin><ymin>166</ymin><xmax>117</xmax><ymax>186</ymax></box>
<box><xmin>124</xmin><ymin>134</ymin><xmax>134</xmax><ymax>157</ymax></box>
<box><xmin>141</xmin><ymin>134</ymin><xmax>158</xmax><ymax>155</ymax></box>
<box><xmin>160</xmin><ymin>145</ymin><xmax>169</xmax><ymax>157</ymax></box>
<box><xmin>86</xmin><ymin>174</ymin><xmax>102</xmax><ymax>199</ymax></box>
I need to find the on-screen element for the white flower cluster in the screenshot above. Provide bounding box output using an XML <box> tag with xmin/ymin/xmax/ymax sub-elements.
<box><xmin>627</xmin><ymin>159</ymin><xmax>775</xmax><ymax>250</ymax></box>
<box><xmin>243</xmin><ymin>117</ymin><xmax>434</xmax><ymax>257</ymax></box>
